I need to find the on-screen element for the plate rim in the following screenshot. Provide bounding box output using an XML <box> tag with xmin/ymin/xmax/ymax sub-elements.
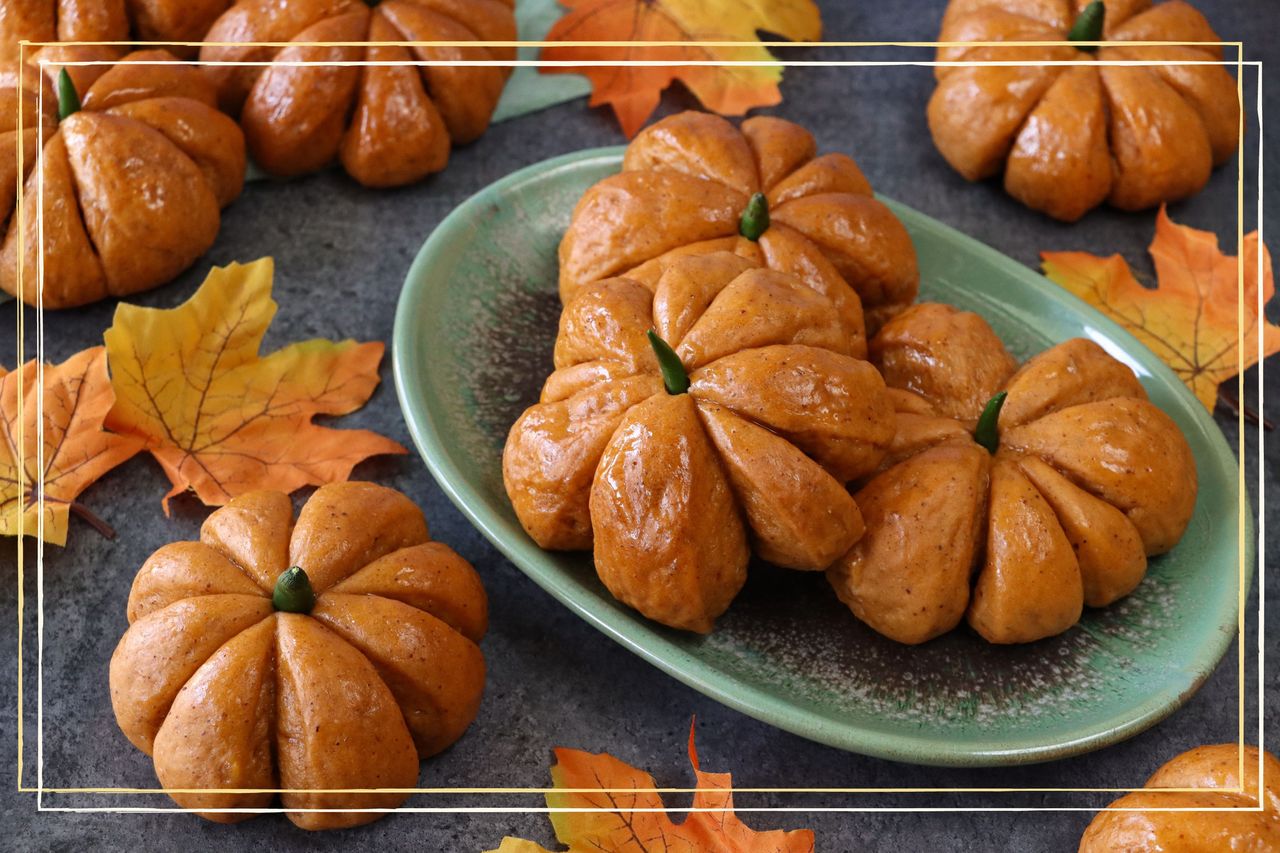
<box><xmin>392</xmin><ymin>146</ymin><xmax>1253</xmax><ymax>767</ymax></box>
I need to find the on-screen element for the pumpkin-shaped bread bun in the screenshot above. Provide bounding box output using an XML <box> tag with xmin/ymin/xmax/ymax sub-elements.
<box><xmin>0</xmin><ymin>0</ymin><xmax>231</xmax><ymax>62</ymax></box>
<box><xmin>560</xmin><ymin>110</ymin><xmax>920</xmax><ymax>335</ymax></box>
<box><xmin>827</xmin><ymin>302</ymin><xmax>1197</xmax><ymax>645</ymax></box>
<box><xmin>504</xmin><ymin>252</ymin><xmax>896</xmax><ymax>633</ymax></box>
<box><xmin>109</xmin><ymin>483</ymin><xmax>488</xmax><ymax>830</ymax></box>
<box><xmin>929</xmin><ymin>0</ymin><xmax>1239</xmax><ymax>221</ymax></box>
<box><xmin>199</xmin><ymin>0</ymin><xmax>516</xmax><ymax>188</ymax></box>
<box><xmin>1080</xmin><ymin>744</ymin><xmax>1280</xmax><ymax>851</ymax></box>
<box><xmin>0</xmin><ymin>49</ymin><xmax>245</xmax><ymax>309</ymax></box>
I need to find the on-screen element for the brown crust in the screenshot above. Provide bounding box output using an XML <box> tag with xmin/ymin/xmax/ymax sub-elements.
<box><xmin>198</xmin><ymin>0</ymin><xmax>515</xmax><ymax>187</ymax></box>
<box><xmin>1079</xmin><ymin>744</ymin><xmax>1280</xmax><ymax>851</ymax></box>
<box><xmin>827</xmin><ymin>303</ymin><xmax>1197</xmax><ymax>645</ymax></box>
<box><xmin>559</xmin><ymin>111</ymin><xmax>919</xmax><ymax>335</ymax></box>
<box><xmin>109</xmin><ymin>483</ymin><xmax>488</xmax><ymax>830</ymax></box>
<box><xmin>929</xmin><ymin>0</ymin><xmax>1239</xmax><ymax>220</ymax></box>
<box><xmin>0</xmin><ymin>49</ymin><xmax>244</xmax><ymax>308</ymax></box>
<box><xmin>504</xmin><ymin>252</ymin><xmax>896</xmax><ymax>633</ymax></box>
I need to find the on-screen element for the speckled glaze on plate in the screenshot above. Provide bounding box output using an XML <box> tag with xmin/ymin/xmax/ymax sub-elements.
<box><xmin>392</xmin><ymin>148</ymin><xmax>1250</xmax><ymax>767</ymax></box>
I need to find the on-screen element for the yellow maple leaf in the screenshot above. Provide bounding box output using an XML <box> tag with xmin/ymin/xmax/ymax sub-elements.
<box><xmin>484</xmin><ymin>721</ymin><xmax>815</xmax><ymax>852</ymax></box>
<box><xmin>0</xmin><ymin>347</ymin><xmax>144</xmax><ymax>545</ymax></box>
<box><xmin>486</xmin><ymin>840</ymin><xmax>555</xmax><ymax>853</ymax></box>
<box><xmin>541</xmin><ymin>0</ymin><xmax>822</xmax><ymax>138</ymax></box>
<box><xmin>104</xmin><ymin>258</ymin><xmax>405</xmax><ymax>511</ymax></box>
<box><xmin>1042</xmin><ymin>206</ymin><xmax>1280</xmax><ymax>412</ymax></box>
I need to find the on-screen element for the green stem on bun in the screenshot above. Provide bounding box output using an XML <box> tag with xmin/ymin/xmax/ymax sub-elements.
<box><xmin>57</xmin><ymin>69</ymin><xmax>81</xmax><ymax>120</ymax></box>
<box><xmin>647</xmin><ymin>329</ymin><xmax>689</xmax><ymax>395</ymax></box>
<box><xmin>738</xmin><ymin>192</ymin><xmax>770</xmax><ymax>241</ymax></box>
<box><xmin>1067</xmin><ymin>1</ymin><xmax>1106</xmax><ymax>51</ymax></box>
<box><xmin>974</xmin><ymin>391</ymin><xmax>1008</xmax><ymax>454</ymax></box>
<box><xmin>272</xmin><ymin>566</ymin><xmax>315</xmax><ymax>614</ymax></box>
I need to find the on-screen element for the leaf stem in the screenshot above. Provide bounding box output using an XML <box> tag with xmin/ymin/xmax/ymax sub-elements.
<box><xmin>1216</xmin><ymin>385</ymin><xmax>1274</xmax><ymax>431</ymax></box>
<box><xmin>24</xmin><ymin>487</ymin><xmax>116</xmax><ymax>540</ymax></box>
<box><xmin>273</xmin><ymin>566</ymin><xmax>316</xmax><ymax>613</ymax></box>
<box><xmin>67</xmin><ymin>501</ymin><xmax>116</xmax><ymax>540</ymax></box>
<box><xmin>57</xmin><ymin>69</ymin><xmax>81</xmax><ymax>120</ymax></box>
<box><xmin>973</xmin><ymin>391</ymin><xmax>1008</xmax><ymax>454</ymax></box>
<box><xmin>647</xmin><ymin>329</ymin><xmax>690</xmax><ymax>395</ymax></box>
<box><xmin>1067</xmin><ymin>1</ymin><xmax>1105</xmax><ymax>51</ymax></box>
<box><xmin>738</xmin><ymin>193</ymin><xmax>770</xmax><ymax>241</ymax></box>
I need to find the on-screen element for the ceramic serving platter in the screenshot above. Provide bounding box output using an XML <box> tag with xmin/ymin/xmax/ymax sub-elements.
<box><xmin>392</xmin><ymin>148</ymin><xmax>1249</xmax><ymax>767</ymax></box>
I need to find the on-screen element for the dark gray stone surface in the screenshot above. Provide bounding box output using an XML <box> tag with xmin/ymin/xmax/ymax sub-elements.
<box><xmin>2</xmin><ymin>1</ymin><xmax>1275</xmax><ymax>850</ymax></box>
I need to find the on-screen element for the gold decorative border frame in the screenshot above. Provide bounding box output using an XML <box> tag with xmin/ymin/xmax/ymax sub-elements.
<box><xmin>10</xmin><ymin>36</ymin><xmax>1266</xmax><ymax>816</ymax></box>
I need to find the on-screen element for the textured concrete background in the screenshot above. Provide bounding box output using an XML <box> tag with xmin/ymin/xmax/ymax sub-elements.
<box><xmin>2</xmin><ymin>1</ymin><xmax>1276</xmax><ymax>849</ymax></box>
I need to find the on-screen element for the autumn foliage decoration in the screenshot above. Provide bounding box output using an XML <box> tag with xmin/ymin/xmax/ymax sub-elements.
<box><xmin>487</xmin><ymin>721</ymin><xmax>815</xmax><ymax>852</ymax></box>
<box><xmin>0</xmin><ymin>347</ymin><xmax>143</xmax><ymax>545</ymax></box>
<box><xmin>0</xmin><ymin>258</ymin><xmax>403</xmax><ymax>545</ymax></box>
<box><xmin>541</xmin><ymin>0</ymin><xmax>823</xmax><ymax>137</ymax></box>
<box><xmin>104</xmin><ymin>258</ymin><xmax>405</xmax><ymax>512</ymax></box>
<box><xmin>1042</xmin><ymin>207</ymin><xmax>1279</xmax><ymax>417</ymax></box>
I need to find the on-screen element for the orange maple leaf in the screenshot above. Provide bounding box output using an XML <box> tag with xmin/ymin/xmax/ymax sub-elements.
<box><xmin>0</xmin><ymin>347</ymin><xmax>144</xmax><ymax>545</ymax></box>
<box><xmin>104</xmin><ymin>258</ymin><xmax>405</xmax><ymax>512</ymax></box>
<box><xmin>485</xmin><ymin>721</ymin><xmax>815</xmax><ymax>852</ymax></box>
<box><xmin>541</xmin><ymin>0</ymin><xmax>822</xmax><ymax>138</ymax></box>
<box><xmin>1042</xmin><ymin>206</ymin><xmax>1280</xmax><ymax>412</ymax></box>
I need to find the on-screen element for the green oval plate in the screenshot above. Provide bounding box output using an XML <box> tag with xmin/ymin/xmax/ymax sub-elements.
<box><xmin>393</xmin><ymin>148</ymin><xmax>1250</xmax><ymax>767</ymax></box>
